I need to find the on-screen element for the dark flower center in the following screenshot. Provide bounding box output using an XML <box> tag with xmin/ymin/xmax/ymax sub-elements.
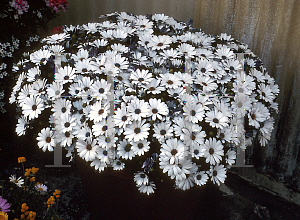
<box><xmin>190</xmin><ymin>110</ymin><xmax>196</xmax><ymax>116</ymax></box>
<box><xmin>115</xmin><ymin>63</ymin><xmax>120</xmax><ymax>68</ymax></box>
<box><xmin>38</xmin><ymin>88</ymin><xmax>43</xmax><ymax>93</ymax></box>
<box><xmin>191</xmin><ymin>132</ymin><xmax>196</xmax><ymax>140</ymax></box>
<box><xmin>117</xmin><ymin>76</ymin><xmax>123</xmax><ymax>81</ymax></box>
<box><xmin>251</xmin><ymin>114</ymin><xmax>256</xmax><ymax>120</ymax></box>
<box><xmin>135</xmin><ymin>109</ymin><xmax>141</xmax><ymax>114</ymax></box>
<box><xmin>202</xmin><ymin>82</ymin><xmax>208</xmax><ymax>86</ymax></box>
<box><xmin>85</xmin><ymin>132</ymin><xmax>90</xmax><ymax>137</ymax></box>
<box><xmin>41</xmin><ymin>58</ymin><xmax>46</xmax><ymax>62</ymax></box>
<box><xmin>105</xmin><ymin>137</ymin><xmax>111</xmax><ymax>143</ymax></box>
<box><xmin>230</xmin><ymin>66</ymin><xmax>235</xmax><ymax>71</ymax></box>
<box><xmin>121</xmin><ymin>116</ymin><xmax>127</xmax><ymax>121</ymax></box>
<box><xmin>46</xmin><ymin>137</ymin><xmax>51</xmax><ymax>143</ymax></box>
<box><xmin>116</xmin><ymin>161</ymin><xmax>121</xmax><ymax>165</ymax></box>
<box><xmin>209</xmin><ymin>148</ymin><xmax>214</xmax><ymax>155</ymax></box>
<box><xmin>65</xmin><ymin>131</ymin><xmax>70</xmax><ymax>137</ymax></box>
<box><xmin>99</xmin><ymin>65</ymin><xmax>105</xmax><ymax>69</ymax></box>
<box><xmin>149</xmin><ymin>87</ymin><xmax>155</xmax><ymax>91</ymax></box>
<box><xmin>64</xmin><ymin>75</ymin><xmax>69</xmax><ymax>80</ymax></box>
<box><xmin>157</xmin><ymin>42</ymin><xmax>163</xmax><ymax>46</ymax></box>
<box><xmin>140</xmin><ymin>25</ymin><xmax>146</xmax><ymax>28</ymax></box>
<box><xmin>140</xmin><ymin>173</ymin><xmax>146</xmax><ymax>178</ymax></box>
<box><xmin>194</xmin><ymin>149</ymin><xmax>199</xmax><ymax>155</ymax></box>
<box><xmin>98</xmin><ymin>109</ymin><xmax>104</xmax><ymax>115</ymax></box>
<box><xmin>75</xmin><ymin>89</ymin><xmax>79</xmax><ymax>94</ymax></box>
<box><xmin>201</xmin><ymin>54</ymin><xmax>206</xmax><ymax>57</ymax></box>
<box><xmin>238</xmin><ymin>88</ymin><xmax>244</xmax><ymax>93</ymax></box>
<box><xmin>138</xmin><ymin>77</ymin><xmax>144</xmax><ymax>82</ymax></box>
<box><xmin>201</xmin><ymin>68</ymin><xmax>206</xmax><ymax>73</ymax></box>
<box><xmin>86</xmin><ymin>144</ymin><xmax>92</xmax><ymax>151</ymax></box>
<box><xmin>99</xmin><ymin>88</ymin><xmax>105</xmax><ymax>93</ymax></box>
<box><xmin>262</xmin><ymin>92</ymin><xmax>266</xmax><ymax>97</ymax></box>
<box><xmin>221</xmin><ymin>55</ymin><xmax>227</xmax><ymax>60</ymax></box>
<box><xmin>213</xmin><ymin>170</ymin><xmax>218</xmax><ymax>176</ymax></box>
<box><xmin>82</xmin><ymin>68</ymin><xmax>87</xmax><ymax>72</ymax></box>
<box><xmin>213</xmin><ymin>118</ymin><xmax>219</xmax><ymax>123</ymax></box>
<box><xmin>238</xmin><ymin>102</ymin><xmax>243</xmax><ymax>108</ymax></box>
<box><xmin>84</xmin><ymin>87</ymin><xmax>89</xmax><ymax>91</ymax></box>
<box><xmin>55</xmin><ymin>90</ymin><xmax>60</xmax><ymax>95</ymax></box>
<box><xmin>196</xmin><ymin>174</ymin><xmax>202</xmax><ymax>180</ymax></box>
<box><xmin>103</xmin><ymin>150</ymin><xmax>108</xmax><ymax>156</ymax></box>
<box><xmin>125</xmin><ymin>144</ymin><xmax>131</xmax><ymax>152</ymax></box>
<box><xmin>134</xmin><ymin>128</ymin><xmax>141</xmax><ymax>134</ymax></box>
<box><xmin>79</xmin><ymin>109</ymin><xmax>83</xmax><ymax>114</ymax></box>
<box><xmin>152</xmin><ymin>108</ymin><xmax>158</xmax><ymax>114</ymax></box>
<box><xmin>102</xmin><ymin>125</ymin><xmax>107</xmax><ymax>131</ymax></box>
<box><xmin>145</xmin><ymin>41</ymin><xmax>149</xmax><ymax>45</ymax></box>
<box><xmin>171</xmin><ymin>149</ymin><xmax>177</xmax><ymax>155</ymax></box>
<box><xmin>160</xmin><ymin>130</ymin><xmax>166</xmax><ymax>135</ymax></box>
<box><xmin>167</xmin><ymin>80</ymin><xmax>173</xmax><ymax>85</ymax></box>
<box><xmin>32</xmin><ymin>105</ymin><xmax>37</xmax><ymax>111</ymax></box>
<box><xmin>220</xmin><ymin>133</ymin><xmax>225</xmax><ymax>139</ymax></box>
<box><xmin>64</xmin><ymin>122</ymin><xmax>70</xmax><ymax>127</ymax></box>
<box><xmin>138</xmin><ymin>143</ymin><xmax>143</xmax><ymax>149</ymax></box>
<box><xmin>35</xmin><ymin>74</ymin><xmax>39</xmax><ymax>79</ymax></box>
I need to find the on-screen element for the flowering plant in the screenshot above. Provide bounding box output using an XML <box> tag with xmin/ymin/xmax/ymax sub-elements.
<box><xmin>10</xmin><ymin>12</ymin><xmax>279</xmax><ymax>195</ymax></box>
<box><xmin>0</xmin><ymin>157</ymin><xmax>62</xmax><ymax>219</ymax></box>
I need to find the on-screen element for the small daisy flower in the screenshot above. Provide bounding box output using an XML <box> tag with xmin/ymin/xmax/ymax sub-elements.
<box><xmin>160</xmin><ymin>73</ymin><xmax>181</xmax><ymax>89</ymax></box>
<box><xmin>16</xmin><ymin>116</ymin><xmax>28</xmax><ymax>136</ymax></box>
<box><xmin>130</xmin><ymin>69</ymin><xmax>152</xmax><ymax>86</ymax></box>
<box><xmin>91</xmin><ymin>159</ymin><xmax>107</xmax><ymax>172</ymax></box>
<box><xmin>76</xmin><ymin>138</ymin><xmax>99</xmax><ymax>162</ymax></box>
<box><xmin>117</xmin><ymin>139</ymin><xmax>135</xmax><ymax>160</ymax></box>
<box><xmin>205</xmin><ymin>110</ymin><xmax>229</xmax><ymax>129</ymax></box>
<box><xmin>90</xmin><ymin>79</ymin><xmax>111</xmax><ymax>100</ymax></box>
<box><xmin>55</xmin><ymin>66</ymin><xmax>76</xmax><ymax>85</ymax></box>
<box><xmin>194</xmin><ymin>171</ymin><xmax>209</xmax><ymax>186</ymax></box>
<box><xmin>113</xmin><ymin>160</ymin><xmax>125</xmax><ymax>170</ymax></box>
<box><xmin>149</xmin><ymin>35</ymin><xmax>172</xmax><ymax>50</ymax></box>
<box><xmin>153</xmin><ymin>122</ymin><xmax>173</xmax><ymax>143</ymax></box>
<box><xmin>35</xmin><ymin>183</ymin><xmax>47</xmax><ymax>194</ymax></box>
<box><xmin>134</xmin><ymin>171</ymin><xmax>149</xmax><ymax>186</ymax></box>
<box><xmin>183</xmin><ymin>102</ymin><xmax>205</xmax><ymax>123</ymax></box>
<box><xmin>89</xmin><ymin>100</ymin><xmax>110</xmax><ymax>123</ymax></box>
<box><xmin>143</xmin><ymin>78</ymin><xmax>165</xmax><ymax>94</ymax></box>
<box><xmin>46</xmin><ymin>81</ymin><xmax>65</xmax><ymax>100</ymax></box>
<box><xmin>9</xmin><ymin>174</ymin><xmax>24</xmax><ymax>187</ymax></box>
<box><xmin>226</xmin><ymin>149</ymin><xmax>236</xmax><ymax>165</ymax></box>
<box><xmin>27</xmin><ymin>66</ymin><xmax>41</xmax><ymax>82</ymax></box>
<box><xmin>37</xmin><ymin>127</ymin><xmax>56</xmax><ymax>152</ymax></box>
<box><xmin>137</xmin><ymin>181</ymin><xmax>156</xmax><ymax>195</ymax></box>
<box><xmin>22</xmin><ymin>96</ymin><xmax>44</xmax><ymax>120</ymax></box>
<box><xmin>215</xmin><ymin>45</ymin><xmax>235</xmax><ymax>60</ymax></box>
<box><xmin>30</xmin><ymin>49</ymin><xmax>51</xmax><ymax>65</ymax></box>
<box><xmin>127</xmin><ymin>98</ymin><xmax>150</xmax><ymax>121</ymax></box>
<box><xmin>148</xmin><ymin>98</ymin><xmax>169</xmax><ymax>120</ymax></box>
<box><xmin>209</xmin><ymin>164</ymin><xmax>227</xmax><ymax>186</ymax></box>
<box><xmin>202</xmin><ymin>137</ymin><xmax>224</xmax><ymax>165</ymax></box>
<box><xmin>132</xmin><ymin>139</ymin><xmax>150</xmax><ymax>156</ymax></box>
<box><xmin>124</xmin><ymin>120</ymin><xmax>150</xmax><ymax>142</ymax></box>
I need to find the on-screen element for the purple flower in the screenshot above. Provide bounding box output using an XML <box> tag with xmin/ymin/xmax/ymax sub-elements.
<box><xmin>0</xmin><ymin>196</ymin><xmax>11</xmax><ymax>213</ymax></box>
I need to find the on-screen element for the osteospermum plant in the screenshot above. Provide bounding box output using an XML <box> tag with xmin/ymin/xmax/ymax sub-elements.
<box><xmin>10</xmin><ymin>12</ymin><xmax>279</xmax><ymax>194</ymax></box>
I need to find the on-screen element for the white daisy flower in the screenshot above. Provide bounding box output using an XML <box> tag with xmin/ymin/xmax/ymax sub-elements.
<box><xmin>132</xmin><ymin>139</ymin><xmax>150</xmax><ymax>156</ymax></box>
<box><xmin>91</xmin><ymin>158</ymin><xmax>107</xmax><ymax>172</ymax></box>
<box><xmin>137</xmin><ymin>181</ymin><xmax>156</xmax><ymax>195</ymax></box>
<box><xmin>153</xmin><ymin>121</ymin><xmax>173</xmax><ymax>143</ymax></box>
<box><xmin>175</xmin><ymin>174</ymin><xmax>195</xmax><ymax>191</ymax></box>
<box><xmin>191</xmin><ymin>144</ymin><xmax>204</xmax><ymax>159</ymax></box>
<box><xmin>258</xmin><ymin>84</ymin><xmax>275</xmax><ymax>103</ymax></box>
<box><xmin>74</xmin><ymin>59</ymin><xmax>92</xmax><ymax>74</ymax></box>
<box><xmin>72</xmin><ymin>49</ymin><xmax>90</xmax><ymax>62</ymax></box>
<box><xmin>205</xmin><ymin>110</ymin><xmax>229</xmax><ymax>129</ymax></box>
<box><xmin>117</xmin><ymin>139</ymin><xmax>135</xmax><ymax>160</ymax></box>
<box><xmin>112</xmin><ymin>160</ymin><xmax>125</xmax><ymax>171</ymax></box>
<box><xmin>35</xmin><ymin>183</ymin><xmax>47</xmax><ymax>194</ymax></box>
<box><xmin>130</xmin><ymin>69</ymin><xmax>152</xmax><ymax>86</ymax></box>
<box><xmin>226</xmin><ymin>149</ymin><xmax>236</xmax><ymax>165</ymax></box>
<box><xmin>134</xmin><ymin>171</ymin><xmax>149</xmax><ymax>186</ymax></box>
<box><xmin>22</xmin><ymin>96</ymin><xmax>44</xmax><ymax>120</ymax></box>
<box><xmin>92</xmin><ymin>116</ymin><xmax>114</xmax><ymax>137</ymax></box>
<box><xmin>215</xmin><ymin>45</ymin><xmax>235</xmax><ymax>60</ymax></box>
<box><xmin>82</xmin><ymin>23</ymin><xmax>99</xmax><ymax>34</ymax></box>
<box><xmin>209</xmin><ymin>164</ymin><xmax>227</xmax><ymax>186</ymax></box>
<box><xmin>91</xmin><ymin>39</ymin><xmax>108</xmax><ymax>48</ymax></box>
<box><xmin>107</xmin><ymin>54</ymin><xmax>129</xmax><ymax>70</ymax></box>
<box><xmin>124</xmin><ymin>119</ymin><xmax>150</xmax><ymax>142</ymax></box>
<box><xmin>177</xmin><ymin>43</ymin><xmax>196</xmax><ymax>58</ymax></box>
<box><xmin>52</xmin><ymin>98</ymin><xmax>71</xmax><ymax>117</ymax></box>
<box><xmin>216</xmin><ymin>127</ymin><xmax>232</xmax><ymax>144</ymax></box>
<box><xmin>248</xmin><ymin>107</ymin><xmax>265</xmax><ymax>129</ymax></box>
<box><xmin>160</xmin><ymin>48</ymin><xmax>180</xmax><ymax>61</ymax></box>
<box><xmin>76</xmin><ymin>138</ymin><xmax>99</xmax><ymax>162</ymax></box>
<box><xmin>9</xmin><ymin>175</ymin><xmax>24</xmax><ymax>187</ymax></box>
<box><xmin>46</xmin><ymin>81</ymin><xmax>65</xmax><ymax>100</ymax></box>
<box><xmin>149</xmin><ymin>35</ymin><xmax>172</xmax><ymax>50</ymax></box>
<box><xmin>195</xmin><ymin>58</ymin><xmax>214</xmax><ymax>75</ymax></box>
<box><xmin>16</xmin><ymin>117</ymin><xmax>28</xmax><ymax>136</ymax></box>
<box><xmin>183</xmin><ymin>101</ymin><xmax>205</xmax><ymax>123</ymax></box>
<box><xmin>59</xmin><ymin>113</ymin><xmax>76</xmax><ymax>133</ymax></box>
<box><xmin>148</xmin><ymin>98</ymin><xmax>169</xmax><ymax>120</ymax></box>
<box><xmin>111</xmin><ymin>43</ymin><xmax>129</xmax><ymax>53</ymax></box>
<box><xmin>127</xmin><ymin>98</ymin><xmax>150</xmax><ymax>121</ymax></box>
<box><xmin>195</xmin><ymin>74</ymin><xmax>218</xmax><ymax>93</ymax></box>
<box><xmin>89</xmin><ymin>100</ymin><xmax>110</xmax><ymax>123</ymax></box>
<box><xmin>56</xmin><ymin>130</ymin><xmax>73</xmax><ymax>147</ymax></box>
<box><xmin>174</xmin><ymin>72</ymin><xmax>193</xmax><ymax>87</ymax></box>
<box><xmin>160</xmin><ymin>138</ymin><xmax>187</xmax><ymax>165</ymax></box>
<box><xmin>138</xmin><ymin>34</ymin><xmax>152</xmax><ymax>48</ymax></box>
<box><xmin>30</xmin><ymin>49</ymin><xmax>51</xmax><ymax>65</ymax></box>
<box><xmin>36</xmin><ymin>127</ymin><xmax>56</xmax><ymax>152</ymax></box>
<box><xmin>194</xmin><ymin>171</ymin><xmax>209</xmax><ymax>186</ymax></box>
<box><xmin>27</xmin><ymin>66</ymin><xmax>41</xmax><ymax>82</ymax></box>
<box><xmin>42</xmin><ymin>33</ymin><xmax>69</xmax><ymax>44</ymax></box>
<box><xmin>55</xmin><ymin>66</ymin><xmax>76</xmax><ymax>85</ymax></box>
<box><xmin>182</xmin><ymin>123</ymin><xmax>206</xmax><ymax>146</ymax></box>
<box><xmin>114</xmin><ymin>103</ymin><xmax>132</xmax><ymax>129</ymax></box>
<box><xmin>202</xmin><ymin>137</ymin><xmax>224</xmax><ymax>165</ymax></box>
<box><xmin>90</xmin><ymin>79</ymin><xmax>111</xmax><ymax>100</ymax></box>
<box><xmin>160</xmin><ymin>73</ymin><xmax>181</xmax><ymax>89</ymax></box>
<box><xmin>30</xmin><ymin>79</ymin><xmax>48</xmax><ymax>97</ymax></box>
<box><xmin>96</xmin><ymin>147</ymin><xmax>113</xmax><ymax>164</ymax></box>
<box><xmin>143</xmin><ymin>78</ymin><xmax>165</xmax><ymax>94</ymax></box>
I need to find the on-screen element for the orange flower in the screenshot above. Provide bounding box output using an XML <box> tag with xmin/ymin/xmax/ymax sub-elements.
<box><xmin>31</xmin><ymin>167</ymin><xmax>39</xmax><ymax>174</ymax></box>
<box><xmin>24</xmin><ymin>169</ymin><xmax>31</xmax><ymax>177</ymax></box>
<box><xmin>24</xmin><ymin>210</ymin><xmax>29</xmax><ymax>215</ymax></box>
<box><xmin>18</xmin><ymin>157</ymin><xmax>26</xmax><ymax>163</ymax></box>
<box><xmin>20</xmin><ymin>214</ymin><xmax>25</xmax><ymax>219</ymax></box>
<box><xmin>29</xmin><ymin>177</ymin><xmax>35</xmax><ymax>182</ymax></box>
<box><xmin>21</xmin><ymin>203</ymin><xmax>28</xmax><ymax>212</ymax></box>
<box><xmin>28</xmin><ymin>211</ymin><xmax>36</xmax><ymax>217</ymax></box>
<box><xmin>54</xmin><ymin>189</ymin><xmax>61</xmax><ymax>195</ymax></box>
